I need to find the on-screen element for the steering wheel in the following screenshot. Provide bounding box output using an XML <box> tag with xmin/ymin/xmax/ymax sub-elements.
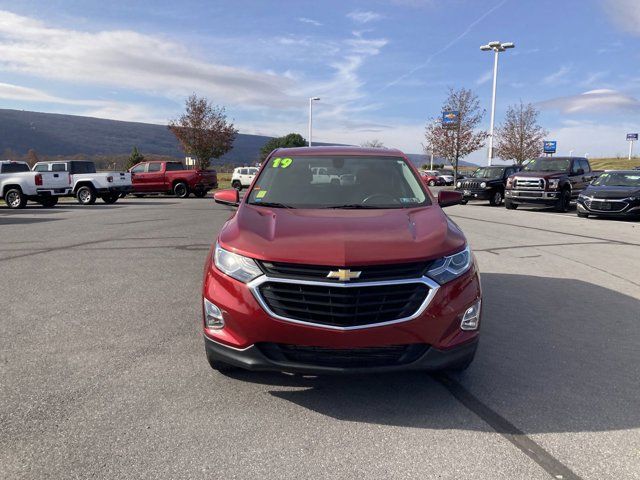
<box><xmin>362</xmin><ymin>193</ymin><xmax>401</xmax><ymax>205</ymax></box>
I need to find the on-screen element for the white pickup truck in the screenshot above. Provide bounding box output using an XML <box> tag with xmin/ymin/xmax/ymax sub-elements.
<box><xmin>1</xmin><ymin>160</ymin><xmax>72</xmax><ymax>208</ymax></box>
<box><xmin>33</xmin><ymin>160</ymin><xmax>132</xmax><ymax>205</ymax></box>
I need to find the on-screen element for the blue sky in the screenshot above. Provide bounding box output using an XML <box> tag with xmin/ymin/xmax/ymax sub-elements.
<box><xmin>0</xmin><ymin>0</ymin><xmax>638</xmax><ymax>163</ymax></box>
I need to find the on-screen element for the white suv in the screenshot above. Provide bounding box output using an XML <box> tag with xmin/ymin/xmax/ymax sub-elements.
<box><xmin>231</xmin><ymin>167</ymin><xmax>258</xmax><ymax>190</ymax></box>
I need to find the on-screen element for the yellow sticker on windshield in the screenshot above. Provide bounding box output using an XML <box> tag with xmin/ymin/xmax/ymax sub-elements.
<box><xmin>272</xmin><ymin>157</ymin><xmax>293</xmax><ymax>168</ymax></box>
<box><xmin>256</xmin><ymin>190</ymin><xmax>267</xmax><ymax>198</ymax></box>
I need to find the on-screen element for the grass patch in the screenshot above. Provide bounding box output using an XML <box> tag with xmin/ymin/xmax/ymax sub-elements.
<box><xmin>589</xmin><ymin>158</ymin><xmax>640</xmax><ymax>171</ymax></box>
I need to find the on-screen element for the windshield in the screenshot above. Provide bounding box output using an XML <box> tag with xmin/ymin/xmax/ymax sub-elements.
<box><xmin>524</xmin><ymin>158</ymin><xmax>570</xmax><ymax>172</ymax></box>
<box><xmin>247</xmin><ymin>155</ymin><xmax>430</xmax><ymax>209</ymax></box>
<box><xmin>592</xmin><ymin>172</ymin><xmax>640</xmax><ymax>187</ymax></box>
<box><xmin>472</xmin><ymin>167</ymin><xmax>505</xmax><ymax>178</ymax></box>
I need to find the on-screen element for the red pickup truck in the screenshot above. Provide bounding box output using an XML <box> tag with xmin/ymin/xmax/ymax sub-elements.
<box><xmin>129</xmin><ymin>161</ymin><xmax>218</xmax><ymax>198</ymax></box>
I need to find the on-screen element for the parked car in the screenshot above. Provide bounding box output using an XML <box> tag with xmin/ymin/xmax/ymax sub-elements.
<box><xmin>504</xmin><ymin>157</ymin><xmax>599</xmax><ymax>212</ymax></box>
<box><xmin>438</xmin><ymin>171</ymin><xmax>455</xmax><ymax>185</ymax></box>
<box><xmin>33</xmin><ymin>160</ymin><xmax>131</xmax><ymax>205</ymax></box>
<box><xmin>576</xmin><ymin>170</ymin><xmax>640</xmax><ymax>218</ymax></box>
<box><xmin>129</xmin><ymin>161</ymin><xmax>218</xmax><ymax>198</ymax></box>
<box><xmin>231</xmin><ymin>166</ymin><xmax>258</xmax><ymax>190</ymax></box>
<box><xmin>420</xmin><ymin>170</ymin><xmax>446</xmax><ymax>186</ymax></box>
<box><xmin>1</xmin><ymin>160</ymin><xmax>71</xmax><ymax>208</ymax></box>
<box><xmin>456</xmin><ymin>165</ymin><xmax>521</xmax><ymax>206</ymax></box>
<box><xmin>204</xmin><ymin>146</ymin><xmax>481</xmax><ymax>375</ymax></box>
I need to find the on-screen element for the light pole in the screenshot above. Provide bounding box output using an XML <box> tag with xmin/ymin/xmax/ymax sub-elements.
<box><xmin>308</xmin><ymin>97</ymin><xmax>320</xmax><ymax>147</ymax></box>
<box><xmin>480</xmin><ymin>41</ymin><xmax>515</xmax><ymax>166</ymax></box>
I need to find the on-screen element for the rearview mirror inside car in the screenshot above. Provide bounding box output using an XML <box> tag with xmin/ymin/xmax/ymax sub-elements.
<box><xmin>438</xmin><ymin>190</ymin><xmax>463</xmax><ymax>208</ymax></box>
<box><xmin>214</xmin><ymin>188</ymin><xmax>240</xmax><ymax>207</ymax></box>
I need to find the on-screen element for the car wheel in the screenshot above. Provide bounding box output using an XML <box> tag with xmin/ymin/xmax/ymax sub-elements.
<box><xmin>76</xmin><ymin>185</ymin><xmax>96</xmax><ymax>205</ymax></box>
<box><xmin>232</xmin><ymin>180</ymin><xmax>242</xmax><ymax>191</ymax></box>
<box><xmin>194</xmin><ymin>190</ymin><xmax>207</xmax><ymax>198</ymax></box>
<box><xmin>555</xmin><ymin>188</ymin><xmax>571</xmax><ymax>212</ymax></box>
<box><xmin>101</xmin><ymin>194</ymin><xmax>119</xmax><ymax>204</ymax></box>
<box><xmin>505</xmin><ymin>199</ymin><xmax>518</xmax><ymax>210</ymax></box>
<box><xmin>460</xmin><ymin>199</ymin><xmax>468</xmax><ymax>205</ymax></box>
<box><xmin>489</xmin><ymin>190</ymin><xmax>503</xmax><ymax>206</ymax></box>
<box><xmin>205</xmin><ymin>349</ymin><xmax>238</xmax><ymax>373</ymax></box>
<box><xmin>174</xmin><ymin>182</ymin><xmax>189</xmax><ymax>198</ymax></box>
<box><xmin>428</xmin><ymin>180</ymin><xmax>436</xmax><ymax>186</ymax></box>
<box><xmin>4</xmin><ymin>188</ymin><xmax>27</xmax><ymax>209</ymax></box>
<box><xmin>39</xmin><ymin>197</ymin><xmax>58</xmax><ymax>208</ymax></box>
<box><xmin>577</xmin><ymin>212</ymin><xmax>589</xmax><ymax>218</ymax></box>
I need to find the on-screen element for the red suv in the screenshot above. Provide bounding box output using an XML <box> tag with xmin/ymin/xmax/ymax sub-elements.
<box><xmin>204</xmin><ymin>147</ymin><xmax>482</xmax><ymax>374</ymax></box>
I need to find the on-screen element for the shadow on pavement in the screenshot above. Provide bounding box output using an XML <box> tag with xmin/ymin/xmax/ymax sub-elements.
<box><xmin>224</xmin><ymin>273</ymin><xmax>640</xmax><ymax>434</ymax></box>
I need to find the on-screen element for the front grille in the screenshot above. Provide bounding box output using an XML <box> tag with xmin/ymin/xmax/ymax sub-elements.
<box><xmin>461</xmin><ymin>180</ymin><xmax>482</xmax><ymax>189</ymax></box>
<box><xmin>512</xmin><ymin>191</ymin><xmax>543</xmax><ymax>198</ymax></box>
<box><xmin>584</xmin><ymin>199</ymin><xmax>627</xmax><ymax>212</ymax></box>
<box><xmin>258</xmin><ymin>261</ymin><xmax>428</xmax><ymax>282</ymax></box>
<box><xmin>258</xmin><ymin>343</ymin><xmax>428</xmax><ymax>368</ymax></box>
<box><xmin>257</xmin><ymin>282</ymin><xmax>429</xmax><ymax>328</ymax></box>
<box><xmin>514</xmin><ymin>178</ymin><xmax>544</xmax><ymax>190</ymax></box>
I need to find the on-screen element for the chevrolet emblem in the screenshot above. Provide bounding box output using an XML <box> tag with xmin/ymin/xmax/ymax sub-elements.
<box><xmin>326</xmin><ymin>269</ymin><xmax>361</xmax><ymax>281</ymax></box>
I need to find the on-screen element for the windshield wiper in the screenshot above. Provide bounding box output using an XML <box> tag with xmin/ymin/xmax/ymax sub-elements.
<box><xmin>249</xmin><ymin>201</ymin><xmax>294</xmax><ymax>209</ymax></box>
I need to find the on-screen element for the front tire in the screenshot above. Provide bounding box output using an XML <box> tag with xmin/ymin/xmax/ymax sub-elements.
<box><xmin>174</xmin><ymin>182</ymin><xmax>189</xmax><ymax>198</ymax></box>
<box><xmin>460</xmin><ymin>199</ymin><xmax>468</xmax><ymax>205</ymax></box>
<box><xmin>555</xmin><ymin>188</ymin><xmax>571</xmax><ymax>212</ymax></box>
<box><xmin>101</xmin><ymin>194</ymin><xmax>119</xmax><ymax>204</ymax></box>
<box><xmin>76</xmin><ymin>185</ymin><xmax>96</xmax><ymax>205</ymax></box>
<box><xmin>428</xmin><ymin>180</ymin><xmax>436</xmax><ymax>186</ymax></box>
<box><xmin>232</xmin><ymin>180</ymin><xmax>242</xmax><ymax>191</ymax></box>
<box><xmin>4</xmin><ymin>188</ymin><xmax>27</xmax><ymax>209</ymax></box>
<box><xmin>193</xmin><ymin>190</ymin><xmax>207</xmax><ymax>198</ymax></box>
<box><xmin>489</xmin><ymin>190</ymin><xmax>503</xmax><ymax>206</ymax></box>
<box><xmin>505</xmin><ymin>199</ymin><xmax>518</xmax><ymax>210</ymax></box>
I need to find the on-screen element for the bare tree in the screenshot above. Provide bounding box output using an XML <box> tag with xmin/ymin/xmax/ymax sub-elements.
<box><xmin>424</xmin><ymin>88</ymin><xmax>488</xmax><ymax>183</ymax></box>
<box><xmin>26</xmin><ymin>149</ymin><xmax>39</xmax><ymax>167</ymax></box>
<box><xmin>361</xmin><ymin>139</ymin><xmax>385</xmax><ymax>148</ymax></box>
<box><xmin>495</xmin><ymin>102</ymin><xmax>547</xmax><ymax>165</ymax></box>
<box><xmin>168</xmin><ymin>94</ymin><xmax>238</xmax><ymax>170</ymax></box>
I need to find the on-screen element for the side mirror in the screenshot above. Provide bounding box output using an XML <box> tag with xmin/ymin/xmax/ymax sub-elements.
<box><xmin>214</xmin><ymin>188</ymin><xmax>240</xmax><ymax>207</ymax></box>
<box><xmin>438</xmin><ymin>190</ymin><xmax>463</xmax><ymax>208</ymax></box>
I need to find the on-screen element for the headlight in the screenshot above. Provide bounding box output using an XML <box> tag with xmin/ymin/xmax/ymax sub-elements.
<box><xmin>456</xmin><ymin>181</ymin><xmax>462</xmax><ymax>188</ymax></box>
<box><xmin>480</xmin><ymin>182</ymin><xmax>487</xmax><ymax>188</ymax></box>
<box><xmin>426</xmin><ymin>245</ymin><xmax>472</xmax><ymax>284</ymax></box>
<box><xmin>506</xmin><ymin>177</ymin><xmax>514</xmax><ymax>187</ymax></box>
<box><xmin>214</xmin><ymin>244</ymin><xmax>263</xmax><ymax>283</ymax></box>
<box><xmin>548</xmin><ymin>179</ymin><xmax>560</xmax><ymax>189</ymax></box>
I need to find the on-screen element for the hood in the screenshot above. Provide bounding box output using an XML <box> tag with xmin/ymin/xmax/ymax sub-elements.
<box><xmin>583</xmin><ymin>185</ymin><xmax>640</xmax><ymax>199</ymax></box>
<box><xmin>218</xmin><ymin>204</ymin><xmax>466</xmax><ymax>266</ymax></box>
<box><xmin>514</xmin><ymin>170</ymin><xmax>567</xmax><ymax>179</ymax></box>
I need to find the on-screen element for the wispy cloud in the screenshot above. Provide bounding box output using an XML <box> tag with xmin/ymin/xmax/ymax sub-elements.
<box><xmin>0</xmin><ymin>10</ymin><xmax>300</xmax><ymax>110</ymax></box>
<box><xmin>297</xmin><ymin>17</ymin><xmax>322</xmax><ymax>26</ymax></box>
<box><xmin>538</xmin><ymin>89</ymin><xmax>640</xmax><ymax>113</ymax></box>
<box><xmin>381</xmin><ymin>0</ymin><xmax>508</xmax><ymax>91</ymax></box>
<box><xmin>601</xmin><ymin>0</ymin><xmax>640</xmax><ymax>36</ymax></box>
<box><xmin>541</xmin><ymin>65</ymin><xmax>571</xmax><ymax>85</ymax></box>
<box><xmin>579</xmin><ymin>71</ymin><xmax>610</xmax><ymax>88</ymax></box>
<box><xmin>347</xmin><ymin>11</ymin><xmax>383</xmax><ymax>23</ymax></box>
<box><xmin>475</xmin><ymin>69</ymin><xmax>493</xmax><ymax>85</ymax></box>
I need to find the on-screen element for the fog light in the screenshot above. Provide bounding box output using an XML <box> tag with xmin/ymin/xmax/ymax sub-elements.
<box><xmin>204</xmin><ymin>298</ymin><xmax>225</xmax><ymax>329</ymax></box>
<box><xmin>461</xmin><ymin>299</ymin><xmax>481</xmax><ymax>331</ymax></box>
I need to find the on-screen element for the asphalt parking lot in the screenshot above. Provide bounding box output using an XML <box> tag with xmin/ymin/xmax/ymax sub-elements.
<box><xmin>1</xmin><ymin>197</ymin><xmax>639</xmax><ymax>480</ymax></box>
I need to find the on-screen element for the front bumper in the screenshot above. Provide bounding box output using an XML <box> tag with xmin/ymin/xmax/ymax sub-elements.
<box><xmin>204</xmin><ymin>335</ymin><xmax>478</xmax><ymax>374</ymax></box>
<box><xmin>202</xmin><ymin>256</ymin><xmax>482</xmax><ymax>372</ymax></box>
<box><xmin>456</xmin><ymin>188</ymin><xmax>491</xmax><ymax>200</ymax></box>
<box><xmin>505</xmin><ymin>189</ymin><xmax>559</xmax><ymax>205</ymax></box>
<box><xmin>577</xmin><ymin>198</ymin><xmax>640</xmax><ymax>217</ymax></box>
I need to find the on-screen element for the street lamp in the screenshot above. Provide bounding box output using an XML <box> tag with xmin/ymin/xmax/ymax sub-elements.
<box><xmin>308</xmin><ymin>97</ymin><xmax>320</xmax><ymax>147</ymax></box>
<box><xmin>480</xmin><ymin>41</ymin><xmax>515</xmax><ymax>166</ymax></box>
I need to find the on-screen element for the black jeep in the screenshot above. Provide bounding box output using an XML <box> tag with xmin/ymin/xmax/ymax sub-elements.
<box><xmin>455</xmin><ymin>165</ymin><xmax>521</xmax><ymax>206</ymax></box>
